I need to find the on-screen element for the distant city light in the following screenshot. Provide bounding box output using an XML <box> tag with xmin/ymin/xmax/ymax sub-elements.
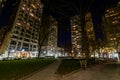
<box><xmin>11</xmin><ymin>49</ymin><xmax>15</xmax><ymax>52</ymax></box>
<box><xmin>22</xmin><ymin>49</ymin><xmax>25</xmax><ymax>52</ymax></box>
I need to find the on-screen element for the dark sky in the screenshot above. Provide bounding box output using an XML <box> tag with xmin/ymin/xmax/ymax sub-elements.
<box><xmin>57</xmin><ymin>19</ymin><xmax>71</xmax><ymax>51</ymax></box>
<box><xmin>90</xmin><ymin>0</ymin><xmax>119</xmax><ymax>40</ymax></box>
<box><xmin>0</xmin><ymin>0</ymin><xmax>16</xmax><ymax>27</ymax></box>
<box><xmin>0</xmin><ymin>0</ymin><xmax>119</xmax><ymax>51</ymax></box>
<box><xmin>42</xmin><ymin>0</ymin><xmax>119</xmax><ymax>51</ymax></box>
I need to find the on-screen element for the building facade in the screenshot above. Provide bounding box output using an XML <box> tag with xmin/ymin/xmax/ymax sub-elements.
<box><xmin>41</xmin><ymin>16</ymin><xmax>58</xmax><ymax>58</ymax></box>
<box><xmin>70</xmin><ymin>13</ymin><xmax>95</xmax><ymax>57</ymax></box>
<box><xmin>46</xmin><ymin>16</ymin><xmax>58</xmax><ymax>57</ymax></box>
<box><xmin>102</xmin><ymin>1</ymin><xmax>120</xmax><ymax>60</ymax></box>
<box><xmin>71</xmin><ymin>15</ymin><xmax>82</xmax><ymax>57</ymax></box>
<box><xmin>103</xmin><ymin>1</ymin><xmax>120</xmax><ymax>51</ymax></box>
<box><xmin>2</xmin><ymin>0</ymin><xmax>43</xmax><ymax>58</ymax></box>
<box><xmin>85</xmin><ymin>12</ymin><xmax>95</xmax><ymax>40</ymax></box>
<box><xmin>85</xmin><ymin>12</ymin><xmax>95</xmax><ymax>57</ymax></box>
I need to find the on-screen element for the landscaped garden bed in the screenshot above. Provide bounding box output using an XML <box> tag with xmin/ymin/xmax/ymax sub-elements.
<box><xmin>55</xmin><ymin>59</ymin><xmax>81</xmax><ymax>76</ymax></box>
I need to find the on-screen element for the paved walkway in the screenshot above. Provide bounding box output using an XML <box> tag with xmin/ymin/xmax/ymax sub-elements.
<box><xmin>20</xmin><ymin>61</ymin><xmax>120</xmax><ymax>80</ymax></box>
<box><xmin>60</xmin><ymin>63</ymin><xmax>120</xmax><ymax>80</ymax></box>
<box><xmin>20</xmin><ymin>59</ymin><xmax>61</xmax><ymax>80</ymax></box>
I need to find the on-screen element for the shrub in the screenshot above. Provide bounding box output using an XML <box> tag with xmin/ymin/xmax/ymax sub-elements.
<box><xmin>56</xmin><ymin>59</ymin><xmax>80</xmax><ymax>75</ymax></box>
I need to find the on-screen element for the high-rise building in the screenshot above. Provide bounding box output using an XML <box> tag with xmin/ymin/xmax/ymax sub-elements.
<box><xmin>0</xmin><ymin>0</ymin><xmax>19</xmax><ymax>55</ymax></box>
<box><xmin>41</xmin><ymin>16</ymin><xmax>58</xmax><ymax>57</ymax></box>
<box><xmin>71</xmin><ymin>15</ymin><xmax>82</xmax><ymax>57</ymax></box>
<box><xmin>71</xmin><ymin>13</ymin><xmax>95</xmax><ymax>57</ymax></box>
<box><xmin>85</xmin><ymin>12</ymin><xmax>95</xmax><ymax>56</ymax></box>
<box><xmin>101</xmin><ymin>1</ymin><xmax>120</xmax><ymax>60</ymax></box>
<box><xmin>1</xmin><ymin>0</ymin><xmax>43</xmax><ymax>58</ymax></box>
<box><xmin>103</xmin><ymin>1</ymin><xmax>120</xmax><ymax>52</ymax></box>
<box><xmin>85</xmin><ymin>12</ymin><xmax>95</xmax><ymax>40</ymax></box>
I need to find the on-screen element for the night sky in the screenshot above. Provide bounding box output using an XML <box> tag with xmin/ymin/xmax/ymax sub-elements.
<box><xmin>0</xmin><ymin>0</ymin><xmax>16</xmax><ymax>27</ymax></box>
<box><xmin>90</xmin><ymin>0</ymin><xmax>119</xmax><ymax>40</ymax></box>
<box><xmin>0</xmin><ymin>0</ymin><xmax>119</xmax><ymax>51</ymax></box>
<box><xmin>42</xmin><ymin>0</ymin><xmax>119</xmax><ymax>51</ymax></box>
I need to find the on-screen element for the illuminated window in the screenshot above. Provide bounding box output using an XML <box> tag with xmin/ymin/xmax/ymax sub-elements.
<box><xmin>112</xmin><ymin>20</ymin><xmax>118</xmax><ymax>24</ymax></box>
<box><xmin>16</xmin><ymin>23</ymin><xmax>21</xmax><ymax>26</ymax></box>
<box><xmin>31</xmin><ymin>4</ymin><xmax>36</xmax><ymax>9</ymax></box>
<box><xmin>22</xmin><ymin>7</ymin><xmax>25</xmax><ymax>10</ymax></box>
<box><xmin>29</xmin><ymin>13</ymin><xmax>34</xmax><ymax>17</ymax></box>
<box><xmin>23</xmin><ymin>4</ymin><xmax>26</xmax><ymax>7</ymax></box>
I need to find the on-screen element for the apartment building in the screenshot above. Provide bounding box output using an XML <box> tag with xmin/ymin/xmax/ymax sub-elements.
<box><xmin>2</xmin><ymin>0</ymin><xmax>43</xmax><ymax>58</ymax></box>
<box><xmin>85</xmin><ymin>12</ymin><xmax>95</xmax><ymax>56</ymax></box>
<box><xmin>41</xmin><ymin>16</ymin><xmax>58</xmax><ymax>58</ymax></box>
<box><xmin>71</xmin><ymin>15</ymin><xmax>82</xmax><ymax>57</ymax></box>
<box><xmin>85</xmin><ymin>12</ymin><xmax>95</xmax><ymax>40</ymax></box>
<box><xmin>101</xmin><ymin>1</ymin><xmax>120</xmax><ymax>60</ymax></box>
<box><xmin>103</xmin><ymin>1</ymin><xmax>120</xmax><ymax>51</ymax></box>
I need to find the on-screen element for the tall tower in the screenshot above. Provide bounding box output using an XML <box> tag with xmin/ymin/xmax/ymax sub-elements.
<box><xmin>102</xmin><ymin>1</ymin><xmax>120</xmax><ymax>60</ymax></box>
<box><xmin>41</xmin><ymin>16</ymin><xmax>58</xmax><ymax>57</ymax></box>
<box><xmin>103</xmin><ymin>1</ymin><xmax>120</xmax><ymax>51</ymax></box>
<box><xmin>85</xmin><ymin>12</ymin><xmax>95</xmax><ymax>40</ymax></box>
<box><xmin>2</xmin><ymin>0</ymin><xmax>43</xmax><ymax>58</ymax></box>
<box><xmin>85</xmin><ymin>12</ymin><xmax>95</xmax><ymax>57</ymax></box>
<box><xmin>71</xmin><ymin>13</ymin><xmax>95</xmax><ymax>57</ymax></box>
<box><xmin>71</xmin><ymin>15</ymin><xmax>82</xmax><ymax>57</ymax></box>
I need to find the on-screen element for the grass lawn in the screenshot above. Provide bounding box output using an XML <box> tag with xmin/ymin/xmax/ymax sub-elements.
<box><xmin>0</xmin><ymin>59</ymin><xmax>55</xmax><ymax>80</ymax></box>
<box><xmin>55</xmin><ymin>59</ymin><xmax>81</xmax><ymax>76</ymax></box>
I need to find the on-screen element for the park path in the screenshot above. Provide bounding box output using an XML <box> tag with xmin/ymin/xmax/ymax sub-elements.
<box><xmin>20</xmin><ymin>60</ymin><xmax>120</xmax><ymax>80</ymax></box>
<box><xmin>20</xmin><ymin>59</ymin><xmax>61</xmax><ymax>80</ymax></box>
<box><xmin>60</xmin><ymin>62</ymin><xmax>120</xmax><ymax>80</ymax></box>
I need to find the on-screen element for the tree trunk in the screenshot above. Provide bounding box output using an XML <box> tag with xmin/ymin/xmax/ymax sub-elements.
<box><xmin>80</xmin><ymin>9</ymin><xmax>90</xmax><ymax>60</ymax></box>
<box><xmin>38</xmin><ymin>8</ymin><xmax>50</xmax><ymax>58</ymax></box>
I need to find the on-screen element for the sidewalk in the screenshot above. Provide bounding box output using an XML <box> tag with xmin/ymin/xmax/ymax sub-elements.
<box><xmin>20</xmin><ymin>60</ymin><xmax>120</xmax><ymax>80</ymax></box>
<box><xmin>60</xmin><ymin>63</ymin><xmax>120</xmax><ymax>80</ymax></box>
<box><xmin>20</xmin><ymin>59</ymin><xmax>61</xmax><ymax>80</ymax></box>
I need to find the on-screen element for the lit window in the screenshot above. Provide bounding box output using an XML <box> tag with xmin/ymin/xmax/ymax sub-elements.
<box><xmin>38</xmin><ymin>18</ymin><xmax>41</xmax><ymax>21</ymax></box>
<box><xmin>16</xmin><ymin>23</ymin><xmax>21</xmax><ymax>26</ymax></box>
<box><xmin>110</xmin><ymin>14</ymin><xmax>113</xmax><ymax>17</ymax></box>
<box><xmin>76</xmin><ymin>31</ymin><xmax>78</xmax><ymax>33</ymax></box>
<box><xmin>29</xmin><ymin>13</ymin><xmax>34</xmax><ymax>17</ymax></box>
<box><xmin>27</xmin><ymin>7</ymin><xmax>29</xmax><ymax>11</ymax></box>
<box><xmin>106</xmin><ymin>10</ymin><xmax>110</xmax><ymax>12</ymax></box>
<box><xmin>105</xmin><ymin>14</ymin><xmax>109</xmax><ymax>17</ymax></box>
<box><xmin>27</xmin><ymin>23</ymin><xmax>30</xmax><ymax>26</ymax></box>
<box><xmin>112</xmin><ymin>20</ymin><xmax>118</xmax><ymax>24</ymax></box>
<box><xmin>22</xmin><ymin>7</ymin><xmax>25</xmax><ymax>10</ymax></box>
<box><xmin>73</xmin><ymin>25</ymin><xmax>76</xmax><ymax>27</ymax></box>
<box><xmin>31</xmin><ymin>4</ymin><xmax>36</xmax><ymax>9</ymax></box>
<box><xmin>23</xmin><ymin>4</ymin><xmax>26</xmax><ymax>7</ymax></box>
<box><xmin>77</xmin><ymin>45</ymin><xmax>80</xmax><ymax>48</ymax></box>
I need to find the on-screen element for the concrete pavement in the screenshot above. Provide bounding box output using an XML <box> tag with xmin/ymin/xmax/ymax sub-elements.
<box><xmin>60</xmin><ymin>63</ymin><xmax>120</xmax><ymax>80</ymax></box>
<box><xmin>20</xmin><ymin>60</ymin><xmax>120</xmax><ymax>80</ymax></box>
<box><xmin>20</xmin><ymin>59</ymin><xmax>61</xmax><ymax>80</ymax></box>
